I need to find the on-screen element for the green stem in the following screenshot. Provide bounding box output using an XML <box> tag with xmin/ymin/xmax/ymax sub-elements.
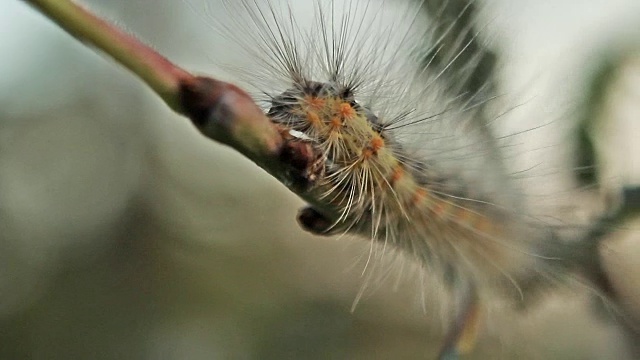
<box><xmin>22</xmin><ymin>0</ymin><xmax>192</xmax><ymax>112</ymax></box>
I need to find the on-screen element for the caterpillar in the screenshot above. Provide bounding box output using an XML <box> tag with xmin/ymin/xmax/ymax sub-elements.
<box><xmin>198</xmin><ymin>0</ymin><xmax>616</xmax><ymax>357</ymax></box>
<box><xmin>12</xmin><ymin>0</ymin><xmax>637</xmax><ymax>358</ymax></box>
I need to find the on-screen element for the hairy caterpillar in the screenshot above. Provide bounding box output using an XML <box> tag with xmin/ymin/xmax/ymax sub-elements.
<box><xmin>198</xmin><ymin>0</ymin><xmax>615</xmax><ymax>357</ymax></box>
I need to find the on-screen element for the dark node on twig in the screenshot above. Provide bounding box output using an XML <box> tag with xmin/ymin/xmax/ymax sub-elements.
<box><xmin>178</xmin><ymin>76</ymin><xmax>230</xmax><ymax>128</ymax></box>
<box><xmin>297</xmin><ymin>206</ymin><xmax>335</xmax><ymax>235</ymax></box>
<box><xmin>178</xmin><ymin>75</ymin><xmax>327</xmax><ymax>194</ymax></box>
<box><xmin>278</xmin><ymin>133</ymin><xmax>326</xmax><ymax>193</ymax></box>
<box><xmin>177</xmin><ymin>75</ymin><xmax>286</xmax><ymax>163</ymax></box>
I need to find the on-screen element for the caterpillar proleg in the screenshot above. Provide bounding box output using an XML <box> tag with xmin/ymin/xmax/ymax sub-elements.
<box><xmin>199</xmin><ymin>0</ymin><xmax>615</xmax><ymax>357</ymax></box>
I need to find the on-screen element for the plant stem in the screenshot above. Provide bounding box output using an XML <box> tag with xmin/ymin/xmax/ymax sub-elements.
<box><xmin>22</xmin><ymin>0</ymin><xmax>192</xmax><ymax>112</ymax></box>
<box><xmin>20</xmin><ymin>0</ymin><xmax>325</xmax><ymax>217</ymax></box>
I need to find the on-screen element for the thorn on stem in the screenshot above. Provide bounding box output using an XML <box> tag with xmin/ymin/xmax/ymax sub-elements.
<box><xmin>297</xmin><ymin>206</ymin><xmax>335</xmax><ymax>235</ymax></box>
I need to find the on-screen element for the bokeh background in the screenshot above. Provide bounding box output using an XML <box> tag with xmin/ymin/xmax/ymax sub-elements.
<box><xmin>1</xmin><ymin>0</ymin><xmax>639</xmax><ymax>358</ymax></box>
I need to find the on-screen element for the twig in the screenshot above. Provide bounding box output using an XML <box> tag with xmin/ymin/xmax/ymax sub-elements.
<box><xmin>21</xmin><ymin>0</ymin><xmax>330</xmax><ymax>215</ymax></box>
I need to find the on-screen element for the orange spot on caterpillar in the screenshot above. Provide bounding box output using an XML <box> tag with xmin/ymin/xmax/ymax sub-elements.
<box><xmin>306</xmin><ymin>111</ymin><xmax>322</xmax><ymax>127</ymax></box>
<box><xmin>304</xmin><ymin>95</ymin><xmax>325</xmax><ymax>110</ymax></box>
<box><xmin>410</xmin><ymin>187</ymin><xmax>428</xmax><ymax>207</ymax></box>
<box><xmin>361</xmin><ymin>147</ymin><xmax>374</xmax><ymax>160</ymax></box>
<box><xmin>369</xmin><ymin>134</ymin><xmax>384</xmax><ymax>153</ymax></box>
<box><xmin>330</xmin><ymin>116</ymin><xmax>342</xmax><ymax>130</ymax></box>
<box><xmin>362</xmin><ymin>136</ymin><xmax>384</xmax><ymax>160</ymax></box>
<box><xmin>431</xmin><ymin>200</ymin><xmax>452</xmax><ymax>217</ymax></box>
<box><xmin>360</xmin><ymin>134</ymin><xmax>385</xmax><ymax>160</ymax></box>
<box><xmin>454</xmin><ymin>207</ymin><xmax>472</xmax><ymax>223</ymax></box>
<box><xmin>337</xmin><ymin>102</ymin><xmax>355</xmax><ymax>119</ymax></box>
<box><xmin>389</xmin><ymin>165</ymin><xmax>405</xmax><ymax>186</ymax></box>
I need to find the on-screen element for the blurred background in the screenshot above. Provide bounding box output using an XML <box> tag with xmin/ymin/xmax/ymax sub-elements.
<box><xmin>1</xmin><ymin>0</ymin><xmax>639</xmax><ymax>358</ymax></box>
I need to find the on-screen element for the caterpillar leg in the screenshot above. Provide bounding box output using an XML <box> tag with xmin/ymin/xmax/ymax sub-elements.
<box><xmin>437</xmin><ymin>281</ymin><xmax>482</xmax><ymax>360</ymax></box>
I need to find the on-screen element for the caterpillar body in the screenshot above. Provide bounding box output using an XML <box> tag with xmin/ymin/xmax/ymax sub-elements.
<box><xmin>213</xmin><ymin>0</ymin><xmax>551</xmax><ymax>292</ymax></box>
<box><xmin>203</xmin><ymin>0</ymin><xmax>599</xmax><ymax>356</ymax></box>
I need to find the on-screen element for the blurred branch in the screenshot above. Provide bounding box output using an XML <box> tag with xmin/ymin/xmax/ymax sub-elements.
<box><xmin>418</xmin><ymin>0</ymin><xmax>507</xmax><ymax>211</ymax></box>
<box><xmin>419</xmin><ymin>0</ymin><xmax>497</xmax><ymax>102</ymax></box>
